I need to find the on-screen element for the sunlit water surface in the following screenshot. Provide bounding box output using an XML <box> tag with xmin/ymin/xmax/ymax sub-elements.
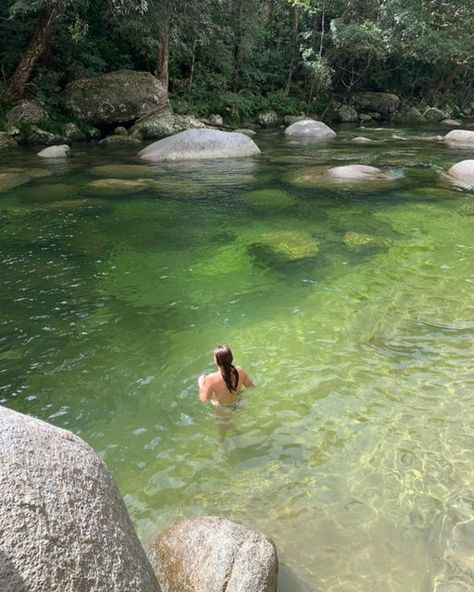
<box><xmin>1</xmin><ymin>127</ymin><xmax>474</xmax><ymax>592</ymax></box>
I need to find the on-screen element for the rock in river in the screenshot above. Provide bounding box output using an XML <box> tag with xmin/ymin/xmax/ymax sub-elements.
<box><xmin>139</xmin><ymin>129</ymin><xmax>260</xmax><ymax>162</ymax></box>
<box><xmin>87</xmin><ymin>178</ymin><xmax>151</xmax><ymax>194</ymax></box>
<box><xmin>443</xmin><ymin>130</ymin><xmax>474</xmax><ymax>147</ymax></box>
<box><xmin>445</xmin><ymin>160</ymin><xmax>474</xmax><ymax>189</ymax></box>
<box><xmin>325</xmin><ymin>164</ymin><xmax>392</xmax><ymax>182</ymax></box>
<box><xmin>284</xmin><ymin>119</ymin><xmax>336</xmax><ymax>140</ymax></box>
<box><xmin>148</xmin><ymin>515</ymin><xmax>278</xmax><ymax>592</ymax></box>
<box><xmin>37</xmin><ymin>144</ymin><xmax>71</xmax><ymax>158</ymax></box>
<box><xmin>242</xmin><ymin>188</ymin><xmax>297</xmax><ymax>211</ymax></box>
<box><xmin>0</xmin><ymin>405</ymin><xmax>161</xmax><ymax>592</ymax></box>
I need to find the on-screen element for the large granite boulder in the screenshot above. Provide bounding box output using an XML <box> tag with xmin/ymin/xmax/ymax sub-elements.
<box><xmin>0</xmin><ymin>406</ymin><xmax>161</xmax><ymax>592</ymax></box>
<box><xmin>446</xmin><ymin>160</ymin><xmax>474</xmax><ymax>189</ymax></box>
<box><xmin>65</xmin><ymin>70</ymin><xmax>169</xmax><ymax>126</ymax></box>
<box><xmin>352</xmin><ymin>92</ymin><xmax>400</xmax><ymax>115</ymax></box>
<box><xmin>139</xmin><ymin>129</ymin><xmax>260</xmax><ymax>162</ymax></box>
<box><xmin>6</xmin><ymin>100</ymin><xmax>48</xmax><ymax>125</ymax></box>
<box><xmin>284</xmin><ymin>119</ymin><xmax>336</xmax><ymax>140</ymax></box>
<box><xmin>131</xmin><ymin>112</ymin><xmax>205</xmax><ymax>140</ymax></box>
<box><xmin>148</xmin><ymin>515</ymin><xmax>278</xmax><ymax>592</ymax></box>
<box><xmin>444</xmin><ymin>130</ymin><xmax>474</xmax><ymax>147</ymax></box>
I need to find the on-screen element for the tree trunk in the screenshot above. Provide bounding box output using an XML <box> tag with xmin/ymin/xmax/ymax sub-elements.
<box><xmin>233</xmin><ymin>0</ymin><xmax>245</xmax><ymax>93</ymax></box>
<box><xmin>156</xmin><ymin>0</ymin><xmax>171</xmax><ymax>91</ymax></box>
<box><xmin>188</xmin><ymin>39</ymin><xmax>197</xmax><ymax>93</ymax></box>
<box><xmin>284</xmin><ymin>4</ymin><xmax>299</xmax><ymax>96</ymax></box>
<box><xmin>1</xmin><ymin>2</ymin><xmax>64</xmax><ymax>104</ymax></box>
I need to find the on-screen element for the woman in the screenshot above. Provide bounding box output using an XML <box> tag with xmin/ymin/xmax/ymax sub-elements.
<box><xmin>198</xmin><ymin>344</ymin><xmax>254</xmax><ymax>409</ymax></box>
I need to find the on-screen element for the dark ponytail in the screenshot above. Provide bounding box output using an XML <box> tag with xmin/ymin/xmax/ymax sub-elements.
<box><xmin>214</xmin><ymin>345</ymin><xmax>239</xmax><ymax>392</ymax></box>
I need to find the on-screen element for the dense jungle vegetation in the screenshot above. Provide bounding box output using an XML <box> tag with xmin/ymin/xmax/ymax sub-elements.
<box><xmin>0</xmin><ymin>0</ymin><xmax>473</xmax><ymax>120</ymax></box>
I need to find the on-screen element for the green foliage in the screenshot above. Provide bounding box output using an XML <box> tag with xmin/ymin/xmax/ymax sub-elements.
<box><xmin>0</xmin><ymin>0</ymin><xmax>473</xmax><ymax>120</ymax></box>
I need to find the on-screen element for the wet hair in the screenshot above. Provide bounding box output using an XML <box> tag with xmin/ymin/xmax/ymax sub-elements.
<box><xmin>214</xmin><ymin>345</ymin><xmax>239</xmax><ymax>392</ymax></box>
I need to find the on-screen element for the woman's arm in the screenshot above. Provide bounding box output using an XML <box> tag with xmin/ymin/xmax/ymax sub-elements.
<box><xmin>198</xmin><ymin>375</ymin><xmax>212</xmax><ymax>402</ymax></box>
<box><xmin>238</xmin><ymin>367</ymin><xmax>255</xmax><ymax>388</ymax></box>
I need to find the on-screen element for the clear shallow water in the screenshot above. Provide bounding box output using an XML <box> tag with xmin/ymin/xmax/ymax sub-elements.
<box><xmin>1</xmin><ymin>127</ymin><xmax>474</xmax><ymax>592</ymax></box>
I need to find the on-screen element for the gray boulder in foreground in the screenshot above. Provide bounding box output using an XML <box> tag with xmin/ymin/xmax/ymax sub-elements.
<box><xmin>446</xmin><ymin>160</ymin><xmax>474</xmax><ymax>189</ymax></box>
<box><xmin>284</xmin><ymin>119</ymin><xmax>336</xmax><ymax>140</ymax></box>
<box><xmin>444</xmin><ymin>129</ymin><xmax>474</xmax><ymax>147</ymax></box>
<box><xmin>148</xmin><ymin>515</ymin><xmax>278</xmax><ymax>592</ymax></box>
<box><xmin>0</xmin><ymin>406</ymin><xmax>161</xmax><ymax>592</ymax></box>
<box><xmin>37</xmin><ymin>144</ymin><xmax>71</xmax><ymax>158</ymax></box>
<box><xmin>139</xmin><ymin>129</ymin><xmax>260</xmax><ymax>162</ymax></box>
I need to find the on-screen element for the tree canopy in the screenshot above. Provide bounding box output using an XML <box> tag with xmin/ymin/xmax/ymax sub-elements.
<box><xmin>0</xmin><ymin>0</ymin><xmax>473</xmax><ymax>115</ymax></box>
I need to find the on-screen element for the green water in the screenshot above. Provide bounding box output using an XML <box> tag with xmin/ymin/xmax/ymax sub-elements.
<box><xmin>1</xmin><ymin>127</ymin><xmax>474</xmax><ymax>591</ymax></box>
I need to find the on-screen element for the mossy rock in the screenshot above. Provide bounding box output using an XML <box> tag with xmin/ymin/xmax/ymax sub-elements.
<box><xmin>242</xmin><ymin>188</ymin><xmax>297</xmax><ymax>211</ymax></box>
<box><xmin>343</xmin><ymin>231</ymin><xmax>377</xmax><ymax>249</ymax></box>
<box><xmin>86</xmin><ymin>178</ymin><xmax>151</xmax><ymax>194</ymax></box>
<box><xmin>284</xmin><ymin>166</ymin><xmax>327</xmax><ymax>188</ymax></box>
<box><xmin>145</xmin><ymin>178</ymin><xmax>202</xmax><ymax>198</ymax></box>
<box><xmin>19</xmin><ymin>183</ymin><xmax>80</xmax><ymax>203</ymax></box>
<box><xmin>191</xmin><ymin>244</ymin><xmax>252</xmax><ymax>277</ymax></box>
<box><xmin>456</xmin><ymin>203</ymin><xmax>474</xmax><ymax>216</ymax></box>
<box><xmin>89</xmin><ymin>164</ymin><xmax>153</xmax><ymax>178</ymax></box>
<box><xmin>0</xmin><ymin>168</ymin><xmax>52</xmax><ymax>193</ymax></box>
<box><xmin>38</xmin><ymin>198</ymin><xmax>109</xmax><ymax>211</ymax></box>
<box><xmin>249</xmin><ymin>230</ymin><xmax>320</xmax><ymax>265</ymax></box>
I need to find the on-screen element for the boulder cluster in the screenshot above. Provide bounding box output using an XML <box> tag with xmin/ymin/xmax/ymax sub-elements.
<box><xmin>0</xmin><ymin>406</ymin><xmax>279</xmax><ymax>592</ymax></box>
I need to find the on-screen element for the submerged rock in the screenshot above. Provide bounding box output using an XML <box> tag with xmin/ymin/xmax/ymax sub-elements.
<box><xmin>0</xmin><ymin>168</ymin><xmax>51</xmax><ymax>193</ymax></box>
<box><xmin>0</xmin><ymin>406</ymin><xmax>161</xmax><ymax>592</ymax></box>
<box><xmin>287</xmin><ymin>164</ymin><xmax>392</xmax><ymax>187</ymax></box>
<box><xmin>325</xmin><ymin>164</ymin><xmax>392</xmax><ymax>182</ymax></box>
<box><xmin>457</xmin><ymin>203</ymin><xmax>474</xmax><ymax>216</ymax></box>
<box><xmin>284</xmin><ymin>119</ymin><xmax>336</xmax><ymax>140</ymax></box>
<box><xmin>139</xmin><ymin>129</ymin><xmax>260</xmax><ymax>162</ymax></box>
<box><xmin>250</xmin><ymin>230</ymin><xmax>319</xmax><ymax>264</ymax></box>
<box><xmin>351</xmin><ymin>136</ymin><xmax>375</xmax><ymax>144</ymax></box>
<box><xmin>443</xmin><ymin>130</ymin><xmax>474</xmax><ymax>147</ymax></box>
<box><xmin>37</xmin><ymin>144</ymin><xmax>71</xmax><ymax>158</ymax></box>
<box><xmin>446</xmin><ymin>160</ymin><xmax>474</xmax><ymax>189</ymax></box>
<box><xmin>344</xmin><ymin>231</ymin><xmax>377</xmax><ymax>248</ymax></box>
<box><xmin>148</xmin><ymin>515</ymin><xmax>278</xmax><ymax>592</ymax></box>
<box><xmin>87</xmin><ymin>178</ymin><xmax>151</xmax><ymax>194</ymax></box>
<box><xmin>90</xmin><ymin>164</ymin><xmax>152</xmax><ymax>178</ymax></box>
<box><xmin>242</xmin><ymin>188</ymin><xmax>296</xmax><ymax>211</ymax></box>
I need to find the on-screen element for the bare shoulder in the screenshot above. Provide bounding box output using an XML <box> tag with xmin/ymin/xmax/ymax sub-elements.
<box><xmin>237</xmin><ymin>366</ymin><xmax>255</xmax><ymax>387</ymax></box>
